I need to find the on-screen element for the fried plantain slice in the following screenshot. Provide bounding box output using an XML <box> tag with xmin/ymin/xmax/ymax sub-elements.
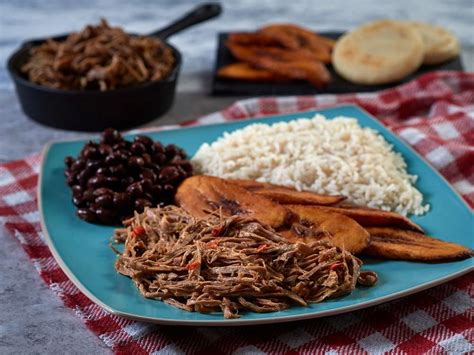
<box><xmin>230</xmin><ymin>179</ymin><xmax>345</xmax><ymax>206</ymax></box>
<box><xmin>218</xmin><ymin>62</ymin><xmax>288</xmax><ymax>82</ymax></box>
<box><xmin>175</xmin><ymin>176</ymin><xmax>293</xmax><ymax>229</ymax></box>
<box><xmin>285</xmin><ymin>204</ymin><xmax>423</xmax><ymax>233</ymax></box>
<box><xmin>226</xmin><ymin>42</ymin><xmax>331</xmax><ymax>88</ymax></box>
<box><xmin>286</xmin><ymin>205</ymin><xmax>370</xmax><ymax>254</ymax></box>
<box><xmin>364</xmin><ymin>227</ymin><xmax>472</xmax><ymax>261</ymax></box>
<box><xmin>259</xmin><ymin>24</ymin><xmax>335</xmax><ymax>63</ymax></box>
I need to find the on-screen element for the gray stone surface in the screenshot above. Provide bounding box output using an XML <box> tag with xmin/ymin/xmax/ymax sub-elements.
<box><xmin>0</xmin><ymin>1</ymin><xmax>473</xmax><ymax>354</ymax></box>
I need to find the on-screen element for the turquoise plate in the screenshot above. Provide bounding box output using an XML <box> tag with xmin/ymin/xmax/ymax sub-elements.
<box><xmin>40</xmin><ymin>105</ymin><xmax>473</xmax><ymax>325</ymax></box>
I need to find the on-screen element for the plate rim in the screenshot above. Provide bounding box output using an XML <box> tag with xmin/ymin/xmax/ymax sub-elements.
<box><xmin>38</xmin><ymin>104</ymin><xmax>473</xmax><ymax>326</ymax></box>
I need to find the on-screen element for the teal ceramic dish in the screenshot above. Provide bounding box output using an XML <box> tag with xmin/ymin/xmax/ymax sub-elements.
<box><xmin>39</xmin><ymin>105</ymin><xmax>473</xmax><ymax>326</ymax></box>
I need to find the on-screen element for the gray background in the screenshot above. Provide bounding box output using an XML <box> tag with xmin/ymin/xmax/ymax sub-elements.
<box><xmin>0</xmin><ymin>0</ymin><xmax>473</xmax><ymax>353</ymax></box>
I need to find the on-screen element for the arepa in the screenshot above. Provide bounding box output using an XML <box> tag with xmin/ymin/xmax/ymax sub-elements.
<box><xmin>332</xmin><ymin>20</ymin><xmax>424</xmax><ymax>85</ymax></box>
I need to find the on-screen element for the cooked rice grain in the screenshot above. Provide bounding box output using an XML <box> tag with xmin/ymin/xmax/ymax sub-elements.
<box><xmin>192</xmin><ymin>115</ymin><xmax>429</xmax><ymax>216</ymax></box>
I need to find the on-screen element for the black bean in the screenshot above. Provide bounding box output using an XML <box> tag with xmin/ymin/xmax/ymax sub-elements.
<box><xmin>112</xmin><ymin>142</ymin><xmax>127</xmax><ymax>151</ymax></box>
<box><xmin>96</xmin><ymin>167</ymin><xmax>110</xmax><ymax>176</ymax></box>
<box><xmin>95</xmin><ymin>207</ymin><xmax>116</xmax><ymax>224</ymax></box>
<box><xmin>140</xmin><ymin>179</ymin><xmax>153</xmax><ymax>192</ymax></box>
<box><xmin>72</xmin><ymin>184</ymin><xmax>83</xmax><ymax>196</ymax></box>
<box><xmin>179</xmin><ymin>162</ymin><xmax>193</xmax><ymax>175</ymax></box>
<box><xmin>121</xmin><ymin>176</ymin><xmax>135</xmax><ymax>188</ymax></box>
<box><xmin>163</xmin><ymin>184</ymin><xmax>175</xmax><ymax>194</ymax></box>
<box><xmin>76</xmin><ymin>169</ymin><xmax>90</xmax><ymax>186</ymax></box>
<box><xmin>159</xmin><ymin>166</ymin><xmax>180</xmax><ymax>184</ymax></box>
<box><xmin>164</xmin><ymin>144</ymin><xmax>179</xmax><ymax>160</ymax></box>
<box><xmin>66</xmin><ymin>175</ymin><xmax>76</xmax><ymax>186</ymax></box>
<box><xmin>113</xmin><ymin>192</ymin><xmax>131</xmax><ymax>209</ymax></box>
<box><xmin>71</xmin><ymin>159</ymin><xmax>85</xmax><ymax>172</ymax></box>
<box><xmin>154</xmin><ymin>141</ymin><xmax>165</xmax><ymax>154</ymax></box>
<box><xmin>126</xmin><ymin>182</ymin><xmax>143</xmax><ymax>197</ymax></box>
<box><xmin>64</xmin><ymin>156</ymin><xmax>75</xmax><ymax>168</ymax></box>
<box><xmin>77</xmin><ymin>208</ymin><xmax>96</xmax><ymax>222</ymax></box>
<box><xmin>134</xmin><ymin>198</ymin><xmax>152</xmax><ymax>212</ymax></box>
<box><xmin>87</xmin><ymin>175</ymin><xmax>106</xmax><ymax>188</ymax></box>
<box><xmin>150</xmin><ymin>185</ymin><xmax>163</xmax><ymax>197</ymax></box>
<box><xmin>152</xmin><ymin>153</ymin><xmax>166</xmax><ymax>165</ymax></box>
<box><xmin>93</xmin><ymin>187</ymin><xmax>113</xmax><ymax>196</ymax></box>
<box><xmin>82</xmin><ymin>189</ymin><xmax>95</xmax><ymax>202</ymax></box>
<box><xmin>82</xmin><ymin>146</ymin><xmax>99</xmax><ymax>160</ymax></box>
<box><xmin>131</xmin><ymin>142</ymin><xmax>146</xmax><ymax>155</ymax></box>
<box><xmin>128</xmin><ymin>156</ymin><xmax>144</xmax><ymax>169</ymax></box>
<box><xmin>140</xmin><ymin>168</ymin><xmax>156</xmax><ymax>182</ymax></box>
<box><xmin>95</xmin><ymin>194</ymin><xmax>113</xmax><ymax>207</ymax></box>
<box><xmin>102</xmin><ymin>128</ymin><xmax>122</xmax><ymax>144</ymax></box>
<box><xmin>134</xmin><ymin>135</ymin><xmax>153</xmax><ymax>147</ymax></box>
<box><xmin>98</xmin><ymin>144</ymin><xmax>112</xmax><ymax>156</ymax></box>
<box><xmin>142</xmin><ymin>153</ymin><xmax>152</xmax><ymax>166</ymax></box>
<box><xmin>72</xmin><ymin>196</ymin><xmax>84</xmax><ymax>207</ymax></box>
<box><xmin>104</xmin><ymin>176</ymin><xmax>119</xmax><ymax>187</ymax></box>
<box><xmin>105</xmin><ymin>154</ymin><xmax>118</xmax><ymax>166</ymax></box>
<box><xmin>109</xmin><ymin>164</ymin><xmax>125</xmax><ymax>176</ymax></box>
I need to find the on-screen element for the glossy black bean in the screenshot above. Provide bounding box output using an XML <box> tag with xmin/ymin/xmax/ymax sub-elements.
<box><xmin>105</xmin><ymin>154</ymin><xmax>119</xmax><ymax>166</ymax></box>
<box><xmin>142</xmin><ymin>153</ymin><xmax>152</xmax><ymax>166</ymax></box>
<box><xmin>105</xmin><ymin>176</ymin><xmax>119</xmax><ymax>188</ymax></box>
<box><xmin>98</xmin><ymin>144</ymin><xmax>112</xmax><ymax>156</ymax></box>
<box><xmin>72</xmin><ymin>184</ymin><xmax>83</xmax><ymax>196</ymax></box>
<box><xmin>66</xmin><ymin>175</ymin><xmax>76</xmax><ymax>186</ymax></box>
<box><xmin>95</xmin><ymin>194</ymin><xmax>113</xmax><ymax>207</ymax></box>
<box><xmin>150</xmin><ymin>185</ymin><xmax>163</xmax><ymax>197</ymax></box>
<box><xmin>96</xmin><ymin>167</ymin><xmax>110</xmax><ymax>176</ymax></box>
<box><xmin>102</xmin><ymin>128</ymin><xmax>122</xmax><ymax>144</ymax></box>
<box><xmin>131</xmin><ymin>142</ymin><xmax>146</xmax><ymax>155</ymax></box>
<box><xmin>121</xmin><ymin>176</ymin><xmax>135</xmax><ymax>188</ymax></box>
<box><xmin>126</xmin><ymin>182</ymin><xmax>143</xmax><ymax>197</ymax></box>
<box><xmin>82</xmin><ymin>189</ymin><xmax>95</xmax><ymax>202</ymax></box>
<box><xmin>113</xmin><ymin>192</ymin><xmax>131</xmax><ymax>209</ymax></box>
<box><xmin>152</xmin><ymin>153</ymin><xmax>166</xmax><ymax>165</ymax></box>
<box><xmin>153</xmin><ymin>141</ymin><xmax>165</xmax><ymax>154</ymax></box>
<box><xmin>134</xmin><ymin>135</ymin><xmax>154</xmax><ymax>147</ymax></box>
<box><xmin>140</xmin><ymin>179</ymin><xmax>153</xmax><ymax>192</ymax></box>
<box><xmin>109</xmin><ymin>164</ymin><xmax>125</xmax><ymax>176</ymax></box>
<box><xmin>72</xmin><ymin>196</ymin><xmax>84</xmax><ymax>207</ymax></box>
<box><xmin>87</xmin><ymin>175</ymin><xmax>106</xmax><ymax>188</ymax></box>
<box><xmin>140</xmin><ymin>168</ymin><xmax>156</xmax><ymax>182</ymax></box>
<box><xmin>159</xmin><ymin>166</ymin><xmax>180</xmax><ymax>184</ymax></box>
<box><xmin>82</xmin><ymin>146</ymin><xmax>99</xmax><ymax>160</ymax></box>
<box><xmin>71</xmin><ymin>159</ymin><xmax>85</xmax><ymax>172</ymax></box>
<box><xmin>93</xmin><ymin>187</ymin><xmax>113</xmax><ymax>196</ymax></box>
<box><xmin>95</xmin><ymin>207</ymin><xmax>116</xmax><ymax>224</ymax></box>
<box><xmin>77</xmin><ymin>208</ymin><xmax>96</xmax><ymax>222</ymax></box>
<box><xmin>128</xmin><ymin>156</ymin><xmax>144</xmax><ymax>169</ymax></box>
<box><xmin>134</xmin><ymin>198</ymin><xmax>152</xmax><ymax>212</ymax></box>
<box><xmin>64</xmin><ymin>156</ymin><xmax>75</xmax><ymax>168</ymax></box>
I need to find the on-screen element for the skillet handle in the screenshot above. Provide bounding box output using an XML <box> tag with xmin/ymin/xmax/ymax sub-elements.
<box><xmin>149</xmin><ymin>3</ymin><xmax>222</xmax><ymax>40</ymax></box>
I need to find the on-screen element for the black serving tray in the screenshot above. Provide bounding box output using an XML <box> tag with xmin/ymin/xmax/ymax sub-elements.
<box><xmin>212</xmin><ymin>32</ymin><xmax>464</xmax><ymax>96</ymax></box>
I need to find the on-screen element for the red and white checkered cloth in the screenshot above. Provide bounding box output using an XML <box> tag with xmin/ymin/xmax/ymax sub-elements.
<box><xmin>1</xmin><ymin>71</ymin><xmax>473</xmax><ymax>354</ymax></box>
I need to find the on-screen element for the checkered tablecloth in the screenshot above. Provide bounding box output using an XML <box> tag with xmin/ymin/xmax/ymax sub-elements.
<box><xmin>1</xmin><ymin>71</ymin><xmax>473</xmax><ymax>354</ymax></box>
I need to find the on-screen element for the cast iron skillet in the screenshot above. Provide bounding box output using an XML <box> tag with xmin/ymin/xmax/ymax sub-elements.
<box><xmin>7</xmin><ymin>3</ymin><xmax>222</xmax><ymax>132</ymax></box>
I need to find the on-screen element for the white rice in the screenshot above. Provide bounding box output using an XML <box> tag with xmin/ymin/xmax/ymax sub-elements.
<box><xmin>192</xmin><ymin>114</ymin><xmax>429</xmax><ymax>216</ymax></box>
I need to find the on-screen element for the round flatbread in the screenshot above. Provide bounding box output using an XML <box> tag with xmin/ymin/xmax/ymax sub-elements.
<box><xmin>407</xmin><ymin>21</ymin><xmax>460</xmax><ymax>65</ymax></box>
<box><xmin>332</xmin><ymin>20</ymin><xmax>424</xmax><ymax>85</ymax></box>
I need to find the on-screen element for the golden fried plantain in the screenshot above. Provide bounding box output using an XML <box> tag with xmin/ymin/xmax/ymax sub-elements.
<box><xmin>364</xmin><ymin>227</ymin><xmax>472</xmax><ymax>261</ymax></box>
<box><xmin>285</xmin><ymin>204</ymin><xmax>423</xmax><ymax>233</ymax></box>
<box><xmin>175</xmin><ymin>176</ymin><xmax>293</xmax><ymax>229</ymax></box>
<box><xmin>218</xmin><ymin>63</ymin><xmax>288</xmax><ymax>82</ymax></box>
<box><xmin>231</xmin><ymin>179</ymin><xmax>345</xmax><ymax>206</ymax></box>
<box><xmin>259</xmin><ymin>24</ymin><xmax>335</xmax><ymax>63</ymax></box>
<box><xmin>286</xmin><ymin>205</ymin><xmax>370</xmax><ymax>254</ymax></box>
<box><xmin>226</xmin><ymin>42</ymin><xmax>331</xmax><ymax>88</ymax></box>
